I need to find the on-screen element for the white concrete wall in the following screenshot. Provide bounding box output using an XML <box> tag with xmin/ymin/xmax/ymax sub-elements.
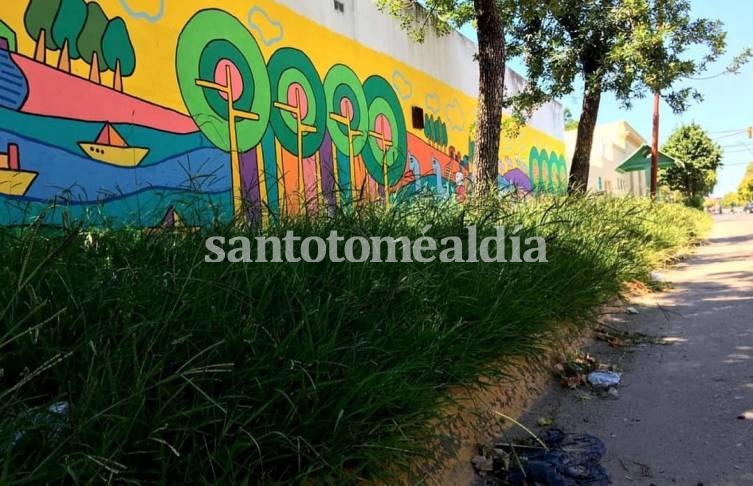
<box><xmin>566</xmin><ymin>121</ymin><xmax>649</xmax><ymax>196</ymax></box>
<box><xmin>275</xmin><ymin>0</ymin><xmax>564</xmax><ymax>141</ymax></box>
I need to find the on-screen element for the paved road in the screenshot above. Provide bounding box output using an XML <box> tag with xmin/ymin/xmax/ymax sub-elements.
<box><xmin>521</xmin><ymin>213</ymin><xmax>753</xmax><ymax>485</ymax></box>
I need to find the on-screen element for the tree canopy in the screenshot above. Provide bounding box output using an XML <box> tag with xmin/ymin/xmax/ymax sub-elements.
<box><xmin>660</xmin><ymin>123</ymin><xmax>723</xmax><ymax>206</ymax></box>
<box><xmin>736</xmin><ymin>162</ymin><xmax>753</xmax><ymax>202</ymax></box>
<box><xmin>374</xmin><ymin>0</ymin><xmax>477</xmax><ymax>40</ymax></box>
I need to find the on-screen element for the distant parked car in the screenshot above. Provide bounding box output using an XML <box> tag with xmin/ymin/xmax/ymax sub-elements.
<box><xmin>744</xmin><ymin>202</ymin><xmax>753</xmax><ymax>213</ymax></box>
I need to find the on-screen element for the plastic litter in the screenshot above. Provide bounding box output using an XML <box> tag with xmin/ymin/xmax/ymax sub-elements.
<box><xmin>12</xmin><ymin>401</ymin><xmax>69</xmax><ymax>447</ymax></box>
<box><xmin>650</xmin><ymin>271</ymin><xmax>665</xmax><ymax>282</ymax></box>
<box><xmin>626</xmin><ymin>307</ymin><xmax>640</xmax><ymax>315</ymax></box>
<box><xmin>587</xmin><ymin>371</ymin><xmax>621</xmax><ymax>389</ymax></box>
<box><xmin>502</xmin><ymin>428</ymin><xmax>610</xmax><ymax>486</ymax></box>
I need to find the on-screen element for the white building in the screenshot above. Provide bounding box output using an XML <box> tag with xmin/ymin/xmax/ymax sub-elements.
<box><xmin>565</xmin><ymin>121</ymin><xmax>650</xmax><ymax>196</ymax></box>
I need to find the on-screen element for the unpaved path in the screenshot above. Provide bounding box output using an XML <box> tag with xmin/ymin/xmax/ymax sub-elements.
<box><xmin>519</xmin><ymin>214</ymin><xmax>753</xmax><ymax>485</ymax></box>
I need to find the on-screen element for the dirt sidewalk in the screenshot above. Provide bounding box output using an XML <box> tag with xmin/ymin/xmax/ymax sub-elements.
<box><xmin>517</xmin><ymin>214</ymin><xmax>753</xmax><ymax>485</ymax></box>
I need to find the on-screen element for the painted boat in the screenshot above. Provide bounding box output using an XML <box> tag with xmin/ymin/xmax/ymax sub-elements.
<box><xmin>78</xmin><ymin>123</ymin><xmax>149</xmax><ymax>167</ymax></box>
<box><xmin>0</xmin><ymin>143</ymin><xmax>37</xmax><ymax>196</ymax></box>
<box><xmin>143</xmin><ymin>206</ymin><xmax>200</xmax><ymax>235</ymax></box>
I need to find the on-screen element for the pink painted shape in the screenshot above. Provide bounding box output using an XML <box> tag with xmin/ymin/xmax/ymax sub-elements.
<box><xmin>14</xmin><ymin>54</ymin><xmax>198</xmax><ymax>134</ymax></box>
<box><xmin>7</xmin><ymin>144</ymin><xmax>19</xmax><ymax>171</ymax></box>
<box><xmin>214</xmin><ymin>59</ymin><xmax>243</xmax><ymax>102</ymax></box>
<box><xmin>340</xmin><ymin>98</ymin><xmax>354</xmax><ymax>121</ymax></box>
<box><xmin>374</xmin><ymin>114</ymin><xmax>393</xmax><ymax>151</ymax></box>
<box><xmin>287</xmin><ymin>83</ymin><xmax>308</xmax><ymax>119</ymax></box>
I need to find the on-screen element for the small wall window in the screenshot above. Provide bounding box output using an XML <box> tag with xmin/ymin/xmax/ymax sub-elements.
<box><xmin>333</xmin><ymin>0</ymin><xmax>345</xmax><ymax>13</ymax></box>
<box><xmin>411</xmin><ymin>106</ymin><xmax>425</xmax><ymax>129</ymax></box>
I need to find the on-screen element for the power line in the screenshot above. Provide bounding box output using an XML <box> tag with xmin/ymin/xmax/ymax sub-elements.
<box><xmin>713</xmin><ymin>131</ymin><xmax>747</xmax><ymax>141</ymax></box>
<box><xmin>709</xmin><ymin>128</ymin><xmax>747</xmax><ymax>135</ymax></box>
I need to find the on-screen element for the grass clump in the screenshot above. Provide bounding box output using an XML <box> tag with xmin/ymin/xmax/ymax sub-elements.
<box><xmin>0</xmin><ymin>194</ymin><xmax>709</xmax><ymax>484</ymax></box>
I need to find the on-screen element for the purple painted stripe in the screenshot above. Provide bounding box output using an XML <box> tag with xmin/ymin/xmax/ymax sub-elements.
<box><xmin>240</xmin><ymin>148</ymin><xmax>262</xmax><ymax>224</ymax></box>
<box><xmin>319</xmin><ymin>132</ymin><xmax>337</xmax><ymax>210</ymax></box>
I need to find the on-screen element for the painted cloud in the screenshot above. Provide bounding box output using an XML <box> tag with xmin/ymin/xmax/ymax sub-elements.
<box><xmin>247</xmin><ymin>6</ymin><xmax>284</xmax><ymax>47</ymax></box>
<box><xmin>391</xmin><ymin>70</ymin><xmax>413</xmax><ymax>101</ymax></box>
<box><xmin>445</xmin><ymin>98</ymin><xmax>465</xmax><ymax>131</ymax></box>
<box><xmin>117</xmin><ymin>0</ymin><xmax>164</xmax><ymax>23</ymax></box>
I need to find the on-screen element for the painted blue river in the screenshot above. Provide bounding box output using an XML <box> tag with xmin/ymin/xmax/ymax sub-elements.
<box><xmin>0</xmin><ymin>108</ymin><xmax>233</xmax><ymax>227</ymax></box>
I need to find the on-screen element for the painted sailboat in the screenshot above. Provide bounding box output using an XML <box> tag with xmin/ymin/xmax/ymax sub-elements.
<box><xmin>0</xmin><ymin>143</ymin><xmax>37</xmax><ymax>196</ymax></box>
<box><xmin>78</xmin><ymin>123</ymin><xmax>149</xmax><ymax>167</ymax></box>
<box><xmin>143</xmin><ymin>206</ymin><xmax>200</xmax><ymax>235</ymax></box>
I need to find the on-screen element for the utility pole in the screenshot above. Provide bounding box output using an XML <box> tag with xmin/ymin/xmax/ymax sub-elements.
<box><xmin>650</xmin><ymin>93</ymin><xmax>660</xmax><ymax>199</ymax></box>
<box><xmin>650</xmin><ymin>0</ymin><xmax>663</xmax><ymax>200</ymax></box>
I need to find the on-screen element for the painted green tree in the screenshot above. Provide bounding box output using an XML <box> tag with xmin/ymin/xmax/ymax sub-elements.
<box><xmin>437</xmin><ymin>118</ymin><xmax>448</xmax><ymax>148</ymax></box>
<box><xmin>51</xmin><ymin>0</ymin><xmax>87</xmax><ymax>72</ymax></box>
<box><xmin>77</xmin><ymin>2</ymin><xmax>109</xmax><ymax>84</ymax></box>
<box><xmin>660</xmin><ymin>123</ymin><xmax>722</xmax><ymax>208</ymax></box>
<box><xmin>24</xmin><ymin>0</ymin><xmax>62</xmax><ymax>63</ymax></box>
<box><xmin>102</xmin><ymin>17</ymin><xmax>135</xmax><ymax>91</ymax></box>
<box><xmin>423</xmin><ymin>113</ymin><xmax>434</xmax><ymax>144</ymax></box>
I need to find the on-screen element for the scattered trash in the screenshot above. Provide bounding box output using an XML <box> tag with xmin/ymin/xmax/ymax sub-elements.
<box><xmin>537</xmin><ymin>417</ymin><xmax>554</xmax><ymax>427</ymax></box>
<box><xmin>473</xmin><ymin>428</ymin><xmax>610</xmax><ymax>486</ymax></box>
<box><xmin>11</xmin><ymin>401</ymin><xmax>69</xmax><ymax>447</ymax></box>
<box><xmin>472</xmin><ymin>454</ymin><xmax>496</xmax><ymax>473</ymax></box>
<box><xmin>595</xmin><ymin>326</ymin><xmax>671</xmax><ymax>348</ymax></box>
<box><xmin>553</xmin><ymin>354</ymin><xmax>599</xmax><ymax>389</ymax></box>
<box><xmin>626</xmin><ymin>307</ymin><xmax>640</xmax><ymax>315</ymax></box>
<box><xmin>650</xmin><ymin>271</ymin><xmax>665</xmax><ymax>282</ymax></box>
<box><xmin>737</xmin><ymin>412</ymin><xmax>753</xmax><ymax>421</ymax></box>
<box><xmin>553</xmin><ymin>353</ymin><xmax>622</xmax><ymax>396</ymax></box>
<box><xmin>587</xmin><ymin>371</ymin><xmax>622</xmax><ymax>389</ymax></box>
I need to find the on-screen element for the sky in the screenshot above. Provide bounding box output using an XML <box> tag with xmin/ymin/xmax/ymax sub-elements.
<box><xmin>458</xmin><ymin>0</ymin><xmax>753</xmax><ymax>197</ymax></box>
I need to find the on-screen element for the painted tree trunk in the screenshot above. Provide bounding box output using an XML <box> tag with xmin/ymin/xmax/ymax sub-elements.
<box><xmin>57</xmin><ymin>39</ymin><xmax>70</xmax><ymax>72</ymax></box>
<box><xmin>568</xmin><ymin>75</ymin><xmax>603</xmax><ymax>194</ymax></box>
<box><xmin>89</xmin><ymin>51</ymin><xmax>101</xmax><ymax>84</ymax></box>
<box><xmin>113</xmin><ymin>59</ymin><xmax>122</xmax><ymax>92</ymax></box>
<box><xmin>34</xmin><ymin>29</ymin><xmax>46</xmax><ymax>63</ymax></box>
<box><xmin>471</xmin><ymin>0</ymin><xmax>506</xmax><ymax>197</ymax></box>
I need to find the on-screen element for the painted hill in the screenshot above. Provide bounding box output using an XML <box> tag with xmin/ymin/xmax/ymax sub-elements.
<box><xmin>12</xmin><ymin>53</ymin><xmax>198</xmax><ymax>134</ymax></box>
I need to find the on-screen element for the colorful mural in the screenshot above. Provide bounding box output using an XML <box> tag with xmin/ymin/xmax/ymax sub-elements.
<box><xmin>0</xmin><ymin>0</ymin><xmax>567</xmax><ymax>228</ymax></box>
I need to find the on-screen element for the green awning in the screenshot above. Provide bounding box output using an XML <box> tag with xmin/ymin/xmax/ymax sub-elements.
<box><xmin>616</xmin><ymin>145</ymin><xmax>680</xmax><ymax>173</ymax></box>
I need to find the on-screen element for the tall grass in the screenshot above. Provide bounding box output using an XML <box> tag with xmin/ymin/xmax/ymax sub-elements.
<box><xmin>0</xmin><ymin>194</ymin><xmax>709</xmax><ymax>484</ymax></box>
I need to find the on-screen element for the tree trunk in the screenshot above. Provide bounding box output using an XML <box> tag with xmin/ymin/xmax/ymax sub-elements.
<box><xmin>89</xmin><ymin>52</ymin><xmax>101</xmax><ymax>84</ymax></box>
<box><xmin>568</xmin><ymin>73</ymin><xmax>603</xmax><ymax>193</ymax></box>
<box><xmin>471</xmin><ymin>0</ymin><xmax>506</xmax><ymax>197</ymax></box>
<box><xmin>34</xmin><ymin>29</ymin><xmax>46</xmax><ymax>63</ymax></box>
<box><xmin>57</xmin><ymin>39</ymin><xmax>70</xmax><ymax>72</ymax></box>
<box><xmin>113</xmin><ymin>59</ymin><xmax>122</xmax><ymax>92</ymax></box>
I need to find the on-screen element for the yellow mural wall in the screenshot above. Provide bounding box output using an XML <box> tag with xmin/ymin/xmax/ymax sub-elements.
<box><xmin>0</xmin><ymin>0</ymin><xmax>566</xmax><ymax>227</ymax></box>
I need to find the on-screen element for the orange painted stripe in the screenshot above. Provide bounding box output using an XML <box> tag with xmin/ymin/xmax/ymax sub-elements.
<box><xmin>281</xmin><ymin>149</ymin><xmax>301</xmax><ymax>215</ymax></box>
